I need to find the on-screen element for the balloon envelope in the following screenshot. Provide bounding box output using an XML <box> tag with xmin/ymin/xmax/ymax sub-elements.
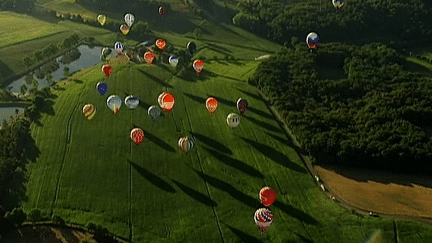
<box><xmin>206</xmin><ymin>97</ymin><xmax>218</xmax><ymax>114</ymax></box>
<box><xmin>97</xmin><ymin>14</ymin><xmax>106</xmax><ymax>26</ymax></box>
<box><xmin>148</xmin><ymin>105</ymin><xmax>161</xmax><ymax>120</ymax></box>
<box><xmin>158</xmin><ymin>92</ymin><xmax>175</xmax><ymax>112</ymax></box>
<box><xmin>159</xmin><ymin>6</ymin><xmax>167</xmax><ymax>17</ymax></box>
<box><xmin>156</xmin><ymin>39</ymin><xmax>166</xmax><ymax>50</ymax></box>
<box><xmin>193</xmin><ymin>59</ymin><xmax>204</xmax><ymax>74</ymax></box>
<box><xmin>187</xmin><ymin>41</ymin><xmax>197</xmax><ymax>55</ymax></box>
<box><xmin>259</xmin><ymin>187</ymin><xmax>277</xmax><ymax>206</ymax></box>
<box><xmin>107</xmin><ymin>95</ymin><xmax>122</xmax><ymax>114</ymax></box>
<box><xmin>254</xmin><ymin>208</ymin><xmax>274</xmax><ymax>233</ymax></box>
<box><xmin>169</xmin><ymin>55</ymin><xmax>179</xmax><ymax>67</ymax></box>
<box><xmin>227</xmin><ymin>113</ymin><xmax>240</xmax><ymax>128</ymax></box>
<box><xmin>130</xmin><ymin>128</ymin><xmax>145</xmax><ymax>145</ymax></box>
<box><xmin>114</xmin><ymin>42</ymin><xmax>124</xmax><ymax>53</ymax></box>
<box><xmin>96</xmin><ymin>82</ymin><xmax>108</xmax><ymax>95</ymax></box>
<box><xmin>306</xmin><ymin>32</ymin><xmax>319</xmax><ymax>49</ymax></box>
<box><xmin>236</xmin><ymin>98</ymin><xmax>249</xmax><ymax>114</ymax></box>
<box><xmin>120</xmin><ymin>24</ymin><xmax>130</xmax><ymax>35</ymax></box>
<box><xmin>125</xmin><ymin>95</ymin><xmax>139</xmax><ymax>109</ymax></box>
<box><xmin>102</xmin><ymin>65</ymin><xmax>112</xmax><ymax>77</ymax></box>
<box><xmin>83</xmin><ymin>104</ymin><xmax>96</xmax><ymax>120</ymax></box>
<box><xmin>124</xmin><ymin>13</ymin><xmax>135</xmax><ymax>27</ymax></box>
<box><xmin>332</xmin><ymin>0</ymin><xmax>345</xmax><ymax>9</ymax></box>
<box><xmin>178</xmin><ymin>137</ymin><xmax>195</xmax><ymax>153</ymax></box>
<box><xmin>144</xmin><ymin>52</ymin><xmax>155</xmax><ymax>65</ymax></box>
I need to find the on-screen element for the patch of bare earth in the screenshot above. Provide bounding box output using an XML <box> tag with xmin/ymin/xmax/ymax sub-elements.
<box><xmin>315</xmin><ymin>165</ymin><xmax>432</xmax><ymax>217</ymax></box>
<box><xmin>5</xmin><ymin>225</ymin><xmax>97</xmax><ymax>243</ymax></box>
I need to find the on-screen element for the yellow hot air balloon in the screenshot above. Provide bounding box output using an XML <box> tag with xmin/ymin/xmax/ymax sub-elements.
<box><xmin>97</xmin><ymin>14</ymin><xmax>106</xmax><ymax>26</ymax></box>
<box><xmin>83</xmin><ymin>104</ymin><xmax>96</xmax><ymax>120</ymax></box>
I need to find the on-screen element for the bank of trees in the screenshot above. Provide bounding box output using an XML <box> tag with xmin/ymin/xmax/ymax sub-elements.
<box><xmin>250</xmin><ymin>43</ymin><xmax>432</xmax><ymax>174</ymax></box>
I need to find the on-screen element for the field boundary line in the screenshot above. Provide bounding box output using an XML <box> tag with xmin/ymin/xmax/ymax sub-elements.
<box><xmin>176</xmin><ymin>84</ymin><xmax>225</xmax><ymax>243</ymax></box>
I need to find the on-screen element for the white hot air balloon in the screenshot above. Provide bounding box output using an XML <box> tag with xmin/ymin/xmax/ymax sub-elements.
<box><xmin>107</xmin><ymin>95</ymin><xmax>122</xmax><ymax>114</ymax></box>
<box><xmin>124</xmin><ymin>13</ymin><xmax>135</xmax><ymax>27</ymax></box>
<box><xmin>125</xmin><ymin>95</ymin><xmax>139</xmax><ymax>109</ymax></box>
<box><xmin>178</xmin><ymin>137</ymin><xmax>195</xmax><ymax>153</ymax></box>
<box><xmin>169</xmin><ymin>55</ymin><xmax>179</xmax><ymax>68</ymax></box>
<box><xmin>227</xmin><ymin>113</ymin><xmax>241</xmax><ymax>129</ymax></box>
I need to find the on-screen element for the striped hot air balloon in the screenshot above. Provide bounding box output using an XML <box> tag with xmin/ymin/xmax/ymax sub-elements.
<box><xmin>158</xmin><ymin>92</ymin><xmax>175</xmax><ymax>112</ymax></box>
<box><xmin>254</xmin><ymin>208</ymin><xmax>274</xmax><ymax>234</ymax></box>
<box><xmin>332</xmin><ymin>0</ymin><xmax>345</xmax><ymax>10</ymax></box>
<box><xmin>178</xmin><ymin>137</ymin><xmax>195</xmax><ymax>153</ymax></box>
<box><xmin>83</xmin><ymin>104</ymin><xmax>96</xmax><ymax>120</ymax></box>
<box><xmin>130</xmin><ymin>128</ymin><xmax>145</xmax><ymax>145</ymax></box>
<box><xmin>120</xmin><ymin>24</ymin><xmax>130</xmax><ymax>35</ymax></box>
<box><xmin>259</xmin><ymin>187</ymin><xmax>277</xmax><ymax>206</ymax></box>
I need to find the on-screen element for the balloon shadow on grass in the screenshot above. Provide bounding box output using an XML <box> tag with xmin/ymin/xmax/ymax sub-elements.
<box><xmin>190</xmin><ymin>132</ymin><xmax>232</xmax><ymax>155</ymax></box>
<box><xmin>243</xmin><ymin>115</ymin><xmax>282</xmax><ymax>133</ymax></box>
<box><xmin>240</xmin><ymin>137</ymin><xmax>307</xmax><ymax>174</ymax></box>
<box><xmin>190</xmin><ymin>167</ymin><xmax>260</xmax><ymax>208</ymax></box>
<box><xmin>171</xmin><ymin>179</ymin><xmax>217</xmax><ymax>207</ymax></box>
<box><xmin>128</xmin><ymin>160</ymin><xmax>176</xmax><ymax>193</ymax></box>
<box><xmin>138</xmin><ymin>98</ymin><xmax>150</xmax><ymax>110</ymax></box>
<box><xmin>203</xmin><ymin>147</ymin><xmax>264</xmax><ymax>178</ymax></box>
<box><xmin>71</xmin><ymin>79</ymin><xmax>83</xmax><ymax>83</ymax></box>
<box><xmin>223</xmin><ymin>223</ymin><xmax>262</xmax><ymax>243</ymax></box>
<box><xmin>264</xmin><ymin>132</ymin><xmax>296</xmax><ymax>149</ymax></box>
<box><xmin>144</xmin><ymin>130</ymin><xmax>176</xmax><ymax>153</ymax></box>
<box><xmin>183</xmin><ymin>93</ymin><xmax>206</xmax><ymax>104</ymax></box>
<box><xmin>39</xmin><ymin>100</ymin><xmax>55</xmax><ymax>116</ymax></box>
<box><xmin>273</xmin><ymin>201</ymin><xmax>319</xmax><ymax>225</ymax></box>
<box><xmin>137</xmin><ymin>69</ymin><xmax>173</xmax><ymax>88</ymax></box>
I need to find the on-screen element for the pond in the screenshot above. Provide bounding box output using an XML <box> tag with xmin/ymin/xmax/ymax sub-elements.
<box><xmin>7</xmin><ymin>45</ymin><xmax>117</xmax><ymax>94</ymax></box>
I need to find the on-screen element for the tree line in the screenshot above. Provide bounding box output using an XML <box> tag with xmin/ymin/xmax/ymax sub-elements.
<box><xmin>250</xmin><ymin>42</ymin><xmax>432</xmax><ymax>174</ymax></box>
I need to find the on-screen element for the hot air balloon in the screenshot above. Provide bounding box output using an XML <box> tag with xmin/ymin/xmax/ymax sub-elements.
<box><xmin>178</xmin><ymin>137</ymin><xmax>195</xmax><ymax>153</ymax></box>
<box><xmin>227</xmin><ymin>113</ymin><xmax>240</xmax><ymax>129</ymax></box>
<box><xmin>332</xmin><ymin>0</ymin><xmax>345</xmax><ymax>9</ymax></box>
<box><xmin>236</xmin><ymin>98</ymin><xmax>249</xmax><ymax>115</ymax></box>
<box><xmin>107</xmin><ymin>95</ymin><xmax>122</xmax><ymax>114</ymax></box>
<box><xmin>254</xmin><ymin>208</ymin><xmax>274</xmax><ymax>234</ymax></box>
<box><xmin>120</xmin><ymin>24</ymin><xmax>130</xmax><ymax>35</ymax></box>
<box><xmin>97</xmin><ymin>14</ymin><xmax>106</xmax><ymax>26</ymax></box>
<box><xmin>114</xmin><ymin>42</ymin><xmax>124</xmax><ymax>54</ymax></box>
<box><xmin>158</xmin><ymin>92</ymin><xmax>175</xmax><ymax>112</ymax></box>
<box><xmin>159</xmin><ymin>6</ymin><xmax>167</xmax><ymax>17</ymax></box>
<box><xmin>259</xmin><ymin>187</ymin><xmax>277</xmax><ymax>206</ymax></box>
<box><xmin>83</xmin><ymin>104</ymin><xmax>96</xmax><ymax>120</ymax></box>
<box><xmin>124</xmin><ymin>13</ymin><xmax>135</xmax><ymax>27</ymax></box>
<box><xmin>306</xmin><ymin>32</ymin><xmax>319</xmax><ymax>50</ymax></box>
<box><xmin>144</xmin><ymin>52</ymin><xmax>155</xmax><ymax>65</ymax></box>
<box><xmin>102</xmin><ymin>65</ymin><xmax>112</xmax><ymax>78</ymax></box>
<box><xmin>130</xmin><ymin>128</ymin><xmax>145</xmax><ymax>145</ymax></box>
<box><xmin>148</xmin><ymin>105</ymin><xmax>161</xmax><ymax>120</ymax></box>
<box><xmin>193</xmin><ymin>59</ymin><xmax>204</xmax><ymax>74</ymax></box>
<box><xmin>169</xmin><ymin>55</ymin><xmax>179</xmax><ymax>68</ymax></box>
<box><xmin>125</xmin><ymin>95</ymin><xmax>139</xmax><ymax>109</ymax></box>
<box><xmin>206</xmin><ymin>97</ymin><xmax>218</xmax><ymax>114</ymax></box>
<box><xmin>155</xmin><ymin>39</ymin><xmax>166</xmax><ymax>50</ymax></box>
<box><xmin>96</xmin><ymin>82</ymin><xmax>108</xmax><ymax>95</ymax></box>
<box><xmin>187</xmin><ymin>41</ymin><xmax>197</xmax><ymax>55</ymax></box>
<box><xmin>102</xmin><ymin>47</ymin><xmax>112</xmax><ymax>56</ymax></box>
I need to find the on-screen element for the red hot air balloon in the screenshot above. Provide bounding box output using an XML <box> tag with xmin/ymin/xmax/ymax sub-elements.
<box><xmin>130</xmin><ymin>128</ymin><xmax>145</xmax><ymax>145</ymax></box>
<box><xmin>144</xmin><ymin>51</ymin><xmax>155</xmax><ymax>65</ymax></box>
<box><xmin>102</xmin><ymin>64</ymin><xmax>112</xmax><ymax>77</ymax></box>
<box><xmin>159</xmin><ymin>6</ymin><xmax>167</xmax><ymax>17</ymax></box>
<box><xmin>158</xmin><ymin>92</ymin><xmax>175</xmax><ymax>112</ymax></box>
<box><xmin>206</xmin><ymin>97</ymin><xmax>218</xmax><ymax>114</ymax></box>
<box><xmin>193</xmin><ymin>59</ymin><xmax>204</xmax><ymax>74</ymax></box>
<box><xmin>259</xmin><ymin>187</ymin><xmax>277</xmax><ymax>206</ymax></box>
<box><xmin>155</xmin><ymin>39</ymin><xmax>166</xmax><ymax>50</ymax></box>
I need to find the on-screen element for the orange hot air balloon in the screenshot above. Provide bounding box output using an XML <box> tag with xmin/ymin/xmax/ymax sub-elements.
<box><xmin>206</xmin><ymin>97</ymin><xmax>218</xmax><ymax>114</ymax></box>
<box><xmin>193</xmin><ymin>59</ymin><xmax>204</xmax><ymax>74</ymax></box>
<box><xmin>130</xmin><ymin>128</ymin><xmax>145</xmax><ymax>145</ymax></box>
<box><xmin>120</xmin><ymin>24</ymin><xmax>130</xmax><ymax>35</ymax></box>
<box><xmin>259</xmin><ymin>187</ymin><xmax>277</xmax><ymax>206</ymax></box>
<box><xmin>144</xmin><ymin>51</ymin><xmax>155</xmax><ymax>65</ymax></box>
<box><xmin>155</xmin><ymin>39</ymin><xmax>166</xmax><ymax>50</ymax></box>
<box><xmin>102</xmin><ymin>65</ymin><xmax>112</xmax><ymax>77</ymax></box>
<box><xmin>158</xmin><ymin>92</ymin><xmax>175</xmax><ymax>112</ymax></box>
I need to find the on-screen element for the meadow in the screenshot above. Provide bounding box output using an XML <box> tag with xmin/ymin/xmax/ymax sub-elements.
<box><xmin>0</xmin><ymin>1</ymin><xmax>431</xmax><ymax>242</ymax></box>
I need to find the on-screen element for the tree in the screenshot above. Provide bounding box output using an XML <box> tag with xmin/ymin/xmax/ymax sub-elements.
<box><xmin>27</xmin><ymin>209</ymin><xmax>42</xmax><ymax>222</ymax></box>
<box><xmin>46</xmin><ymin>73</ymin><xmax>54</xmax><ymax>86</ymax></box>
<box><xmin>4</xmin><ymin>208</ymin><xmax>26</xmax><ymax>227</ymax></box>
<box><xmin>63</xmin><ymin>67</ymin><xmax>70</xmax><ymax>77</ymax></box>
<box><xmin>193</xmin><ymin>28</ymin><xmax>203</xmax><ymax>40</ymax></box>
<box><xmin>24</xmin><ymin>75</ymin><xmax>33</xmax><ymax>85</ymax></box>
<box><xmin>22</xmin><ymin>56</ymin><xmax>34</xmax><ymax>67</ymax></box>
<box><xmin>32</xmin><ymin>79</ymin><xmax>39</xmax><ymax>90</ymax></box>
<box><xmin>19</xmin><ymin>84</ymin><xmax>27</xmax><ymax>96</ymax></box>
<box><xmin>33</xmin><ymin>50</ymin><xmax>43</xmax><ymax>62</ymax></box>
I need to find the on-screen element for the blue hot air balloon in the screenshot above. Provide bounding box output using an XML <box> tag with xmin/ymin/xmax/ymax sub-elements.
<box><xmin>96</xmin><ymin>82</ymin><xmax>108</xmax><ymax>95</ymax></box>
<box><xmin>125</xmin><ymin>95</ymin><xmax>139</xmax><ymax>109</ymax></box>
